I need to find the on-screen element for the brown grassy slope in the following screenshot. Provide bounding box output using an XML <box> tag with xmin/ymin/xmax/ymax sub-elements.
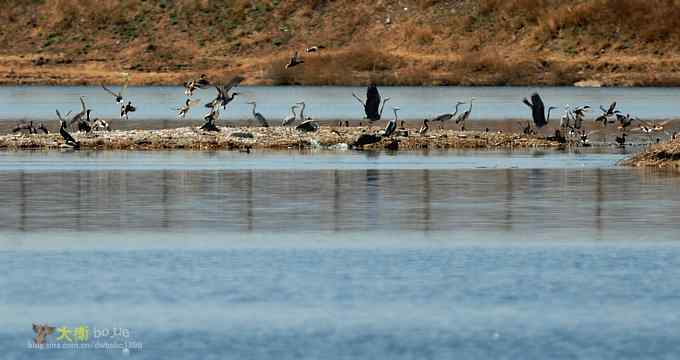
<box><xmin>2</xmin><ymin>0</ymin><xmax>680</xmax><ymax>86</ymax></box>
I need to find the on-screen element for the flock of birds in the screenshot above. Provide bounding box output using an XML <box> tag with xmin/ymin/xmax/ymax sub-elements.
<box><xmin>521</xmin><ymin>92</ymin><xmax>675</xmax><ymax>147</ymax></box>
<box><xmin>9</xmin><ymin>63</ymin><xmax>677</xmax><ymax>149</ymax></box>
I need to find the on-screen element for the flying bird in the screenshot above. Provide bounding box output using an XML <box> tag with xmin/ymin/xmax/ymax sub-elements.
<box><xmin>120</xmin><ymin>101</ymin><xmax>136</xmax><ymax>119</ymax></box>
<box><xmin>100</xmin><ymin>73</ymin><xmax>129</xmax><ymax>104</ymax></box>
<box><xmin>285</xmin><ymin>51</ymin><xmax>304</xmax><ymax>69</ymax></box>
<box><xmin>206</xmin><ymin>75</ymin><xmax>245</xmax><ymax>109</ymax></box>
<box><xmin>352</xmin><ymin>84</ymin><xmax>390</xmax><ymax>121</ymax></box>
<box><xmin>176</xmin><ymin>98</ymin><xmax>201</xmax><ymax>119</ymax></box>
<box><xmin>522</xmin><ymin>93</ymin><xmax>557</xmax><ymax>128</ymax></box>
<box><xmin>184</xmin><ymin>74</ymin><xmax>211</xmax><ymax>96</ymax></box>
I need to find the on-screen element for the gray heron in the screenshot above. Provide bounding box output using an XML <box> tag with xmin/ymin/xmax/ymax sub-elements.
<box><xmin>296</xmin><ymin>101</ymin><xmax>312</xmax><ymax>121</ymax></box>
<box><xmin>247</xmin><ymin>101</ymin><xmax>269</xmax><ymax>127</ymax></box>
<box><xmin>282</xmin><ymin>105</ymin><xmax>299</xmax><ymax>126</ymax></box>
<box><xmin>454</xmin><ymin>98</ymin><xmax>475</xmax><ymax>130</ymax></box>
<box><xmin>432</xmin><ymin>101</ymin><xmax>466</xmax><ymax>128</ymax></box>
<box><xmin>352</xmin><ymin>84</ymin><xmax>390</xmax><ymax>121</ymax></box>
<box><xmin>522</xmin><ymin>93</ymin><xmax>557</xmax><ymax>128</ymax></box>
<box><xmin>380</xmin><ymin>107</ymin><xmax>399</xmax><ymax>138</ymax></box>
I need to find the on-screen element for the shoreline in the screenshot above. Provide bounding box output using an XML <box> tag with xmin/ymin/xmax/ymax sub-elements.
<box><xmin>620</xmin><ymin>139</ymin><xmax>680</xmax><ymax>168</ymax></box>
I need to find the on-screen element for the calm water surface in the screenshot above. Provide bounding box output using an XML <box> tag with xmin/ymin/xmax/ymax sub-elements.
<box><xmin>2</xmin><ymin>149</ymin><xmax>680</xmax><ymax>359</ymax></box>
<box><xmin>1</xmin><ymin>85</ymin><xmax>680</xmax><ymax>121</ymax></box>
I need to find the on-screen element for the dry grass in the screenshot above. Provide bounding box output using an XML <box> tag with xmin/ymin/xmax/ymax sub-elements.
<box><xmin>2</xmin><ymin>0</ymin><xmax>680</xmax><ymax>85</ymax></box>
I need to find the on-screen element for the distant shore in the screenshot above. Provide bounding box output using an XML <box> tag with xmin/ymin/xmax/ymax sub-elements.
<box><xmin>3</xmin><ymin>62</ymin><xmax>680</xmax><ymax>87</ymax></box>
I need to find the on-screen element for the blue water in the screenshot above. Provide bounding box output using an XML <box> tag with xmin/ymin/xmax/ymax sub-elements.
<box><xmin>2</xmin><ymin>149</ymin><xmax>680</xmax><ymax>359</ymax></box>
<box><xmin>2</xmin><ymin>247</ymin><xmax>680</xmax><ymax>359</ymax></box>
<box><xmin>1</xmin><ymin>85</ymin><xmax>679</xmax><ymax>121</ymax></box>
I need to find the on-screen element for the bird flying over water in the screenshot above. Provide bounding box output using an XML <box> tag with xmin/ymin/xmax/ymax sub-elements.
<box><xmin>352</xmin><ymin>84</ymin><xmax>390</xmax><ymax>121</ymax></box>
<box><xmin>207</xmin><ymin>75</ymin><xmax>245</xmax><ymax>109</ymax></box>
<box><xmin>595</xmin><ymin>102</ymin><xmax>620</xmax><ymax>126</ymax></box>
<box><xmin>176</xmin><ymin>98</ymin><xmax>200</xmax><ymax>119</ymax></box>
<box><xmin>100</xmin><ymin>73</ymin><xmax>129</xmax><ymax>104</ymax></box>
<box><xmin>184</xmin><ymin>74</ymin><xmax>211</xmax><ymax>96</ymax></box>
<box><xmin>120</xmin><ymin>101</ymin><xmax>136</xmax><ymax>120</ymax></box>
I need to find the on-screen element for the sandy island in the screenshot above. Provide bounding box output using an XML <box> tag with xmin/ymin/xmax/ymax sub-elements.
<box><xmin>620</xmin><ymin>138</ymin><xmax>680</xmax><ymax>168</ymax></box>
<box><xmin>0</xmin><ymin>126</ymin><xmax>563</xmax><ymax>151</ymax></box>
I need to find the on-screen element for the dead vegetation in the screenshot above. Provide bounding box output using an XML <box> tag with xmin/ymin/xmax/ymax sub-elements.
<box><xmin>621</xmin><ymin>138</ymin><xmax>680</xmax><ymax>168</ymax></box>
<box><xmin>0</xmin><ymin>126</ymin><xmax>561</xmax><ymax>151</ymax></box>
<box><xmin>2</xmin><ymin>0</ymin><xmax>680</xmax><ymax>86</ymax></box>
